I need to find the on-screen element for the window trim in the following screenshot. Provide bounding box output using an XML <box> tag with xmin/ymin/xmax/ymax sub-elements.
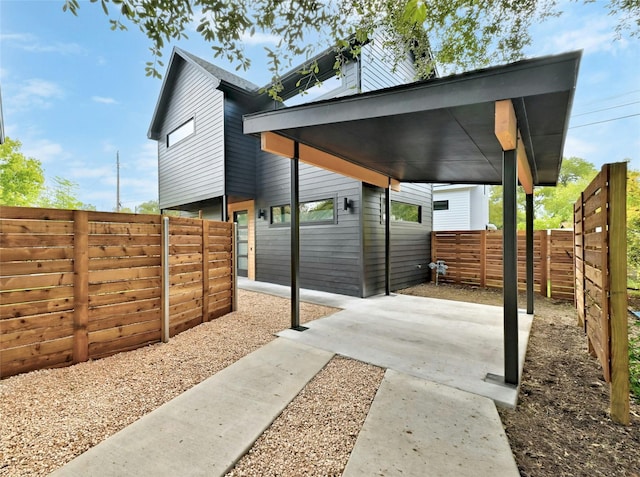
<box><xmin>391</xmin><ymin>200</ymin><xmax>422</xmax><ymax>223</ymax></box>
<box><xmin>166</xmin><ymin>117</ymin><xmax>195</xmax><ymax>148</ymax></box>
<box><xmin>433</xmin><ymin>199</ymin><xmax>449</xmax><ymax>211</ymax></box>
<box><xmin>269</xmin><ymin>196</ymin><xmax>337</xmax><ymax>227</ymax></box>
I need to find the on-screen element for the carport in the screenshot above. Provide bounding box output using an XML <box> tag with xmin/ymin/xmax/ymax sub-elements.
<box><xmin>243</xmin><ymin>50</ymin><xmax>581</xmax><ymax>387</ymax></box>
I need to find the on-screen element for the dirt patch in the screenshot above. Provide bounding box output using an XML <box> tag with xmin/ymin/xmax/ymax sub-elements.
<box><xmin>400</xmin><ymin>282</ymin><xmax>640</xmax><ymax>477</ymax></box>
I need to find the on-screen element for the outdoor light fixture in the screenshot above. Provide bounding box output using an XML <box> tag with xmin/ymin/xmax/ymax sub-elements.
<box><xmin>258</xmin><ymin>208</ymin><xmax>267</xmax><ymax>219</ymax></box>
<box><xmin>343</xmin><ymin>198</ymin><xmax>353</xmax><ymax>211</ymax></box>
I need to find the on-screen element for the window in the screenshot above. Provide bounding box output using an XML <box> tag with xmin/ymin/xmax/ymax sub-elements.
<box><xmin>271</xmin><ymin>204</ymin><xmax>290</xmax><ymax>224</ymax></box>
<box><xmin>167</xmin><ymin>118</ymin><xmax>194</xmax><ymax>147</ymax></box>
<box><xmin>433</xmin><ymin>200</ymin><xmax>449</xmax><ymax>211</ymax></box>
<box><xmin>270</xmin><ymin>198</ymin><xmax>335</xmax><ymax>225</ymax></box>
<box><xmin>391</xmin><ymin>201</ymin><xmax>421</xmax><ymax>223</ymax></box>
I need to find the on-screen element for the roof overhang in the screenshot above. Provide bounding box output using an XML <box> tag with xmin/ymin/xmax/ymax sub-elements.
<box><xmin>244</xmin><ymin>51</ymin><xmax>582</xmax><ymax>187</ymax></box>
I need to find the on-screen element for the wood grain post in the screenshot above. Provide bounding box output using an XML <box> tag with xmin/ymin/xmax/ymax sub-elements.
<box><xmin>201</xmin><ymin>220</ymin><xmax>210</xmax><ymax>322</ymax></box>
<box><xmin>608</xmin><ymin>162</ymin><xmax>629</xmax><ymax>425</ymax></box>
<box><xmin>161</xmin><ymin>216</ymin><xmax>170</xmax><ymax>343</ymax></box>
<box><xmin>480</xmin><ymin>231</ymin><xmax>487</xmax><ymax>288</ymax></box>
<box><xmin>540</xmin><ymin>230</ymin><xmax>548</xmax><ymax>296</ymax></box>
<box><xmin>73</xmin><ymin>210</ymin><xmax>89</xmax><ymax>363</ymax></box>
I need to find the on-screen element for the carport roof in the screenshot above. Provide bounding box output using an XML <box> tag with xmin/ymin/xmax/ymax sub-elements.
<box><xmin>243</xmin><ymin>51</ymin><xmax>582</xmax><ymax>186</ymax></box>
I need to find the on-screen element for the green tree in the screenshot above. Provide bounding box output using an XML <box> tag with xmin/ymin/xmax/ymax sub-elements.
<box><xmin>0</xmin><ymin>137</ymin><xmax>46</xmax><ymax>206</ymax></box>
<box><xmin>136</xmin><ymin>200</ymin><xmax>160</xmax><ymax>214</ymax></box>
<box><xmin>627</xmin><ymin>168</ymin><xmax>640</xmax><ymax>272</ymax></box>
<box><xmin>489</xmin><ymin>157</ymin><xmax>598</xmax><ymax>230</ymax></box>
<box><xmin>63</xmin><ymin>0</ymin><xmax>638</xmax><ymax>95</ymax></box>
<box><xmin>38</xmin><ymin>176</ymin><xmax>96</xmax><ymax>211</ymax></box>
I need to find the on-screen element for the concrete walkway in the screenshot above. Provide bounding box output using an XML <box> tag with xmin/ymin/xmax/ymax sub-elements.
<box><xmin>52</xmin><ymin>280</ymin><xmax>526</xmax><ymax>476</ymax></box>
<box><xmin>50</xmin><ymin>340</ymin><xmax>334</xmax><ymax>477</ymax></box>
<box><xmin>343</xmin><ymin>370</ymin><xmax>519</xmax><ymax>477</ymax></box>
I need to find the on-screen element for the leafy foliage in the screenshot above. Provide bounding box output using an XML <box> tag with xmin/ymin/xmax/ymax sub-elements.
<box><xmin>0</xmin><ymin>137</ymin><xmax>46</xmax><ymax>206</ymax></box>
<box><xmin>0</xmin><ymin>136</ymin><xmax>95</xmax><ymax>210</ymax></box>
<box><xmin>136</xmin><ymin>199</ymin><xmax>160</xmax><ymax>214</ymax></box>
<box><xmin>62</xmin><ymin>0</ymin><xmax>574</xmax><ymax>95</ymax></box>
<box><xmin>488</xmin><ymin>157</ymin><xmax>598</xmax><ymax>230</ymax></box>
<box><xmin>38</xmin><ymin>177</ymin><xmax>96</xmax><ymax>210</ymax></box>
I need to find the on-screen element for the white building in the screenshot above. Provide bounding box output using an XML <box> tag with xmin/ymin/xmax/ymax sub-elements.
<box><xmin>432</xmin><ymin>184</ymin><xmax>490</xmax><ymax>231</ymax></box>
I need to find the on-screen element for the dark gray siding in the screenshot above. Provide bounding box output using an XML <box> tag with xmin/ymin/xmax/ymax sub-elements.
<box><xmin>157</xmin><ymin>58</ymin><xmax>225</xmax><ymax>209</ymax></box>
<box><xmin>363</xmin><ymin>183</ymin><xmax>432</xmax><ymax>296</ymax></box>
<box><xmin>255</xmin><ymin>150</ymin><xmax>363</xmax><ymax>296</ymax></box>
<box><xmin>224</xmin><ymin>97</ymin><xmax>259</xmax><ymax>198</ymax></box>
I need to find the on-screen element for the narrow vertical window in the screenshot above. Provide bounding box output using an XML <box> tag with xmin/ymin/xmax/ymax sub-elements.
<box><xmin>167</xmin><ymin>118</ymin><xmax>195</xmax><ymax>147</ymax></box>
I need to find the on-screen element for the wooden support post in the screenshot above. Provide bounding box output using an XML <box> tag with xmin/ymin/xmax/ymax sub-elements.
<box><xmin>540</xmin><ymin>230</ymin><xmax>548</xmax><ymax>297</ymax></box>
<box><xmin>480</xmin><ymin>231</ymin><xmax>487</xmax><ymax>288</ymax></box>
<box><xmin>161</xmin><ymin>216</ymin><xmax>170</xmax><ymax>342</ymax></box>
<box><xmin>73</xmin><ymin>210</ymin><xmax>89</xmax><ymax>363</ymax></box>
<box><xmin>202</xmin><ymin>221</ymin><xmax>210</xmax><ymax>322</ymax></box>
<box><xmin>608</xmin><ymin>162</ymin><xmax>629</xmax><ymax>425</ymax></box>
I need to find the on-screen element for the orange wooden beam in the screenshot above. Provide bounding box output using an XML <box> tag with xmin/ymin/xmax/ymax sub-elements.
<box><xmin>517</xmin><ymin>131</ymin><xmax>534</xmax><ymax>194</ymax></box>
<box><xmin>495</xmin><ymin>100</ymin><xmax>517</xmax><ymax>151</ymax></box>
<box><xmin>260</xmin><ymin>132</ymin><xmax>400</xmax><ymax>191</ymax></box>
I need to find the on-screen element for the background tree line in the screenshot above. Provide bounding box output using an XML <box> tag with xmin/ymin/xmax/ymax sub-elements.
<box><xmin>0</xmin><ymin>137</ymin><xmax>160</xmax><ymax>214</ymax></box>
<box><xmin>488</xmin><ymin>156</ymin><xmax>640</xmax><ymax>275</ymax></box>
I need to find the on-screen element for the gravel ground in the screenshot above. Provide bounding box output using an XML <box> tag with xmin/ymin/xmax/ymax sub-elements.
<box><xmin>226</xmin><ymin>357</ymin><xmax>384</xmax><ymax>477</ymax></box>
<box><xmin>0</xmin><ymin>290</ymin><xmax>338</xmax><ymax>477</ymax></box>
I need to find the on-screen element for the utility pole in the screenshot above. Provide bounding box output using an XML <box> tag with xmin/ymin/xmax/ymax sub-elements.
<box><xmin>116</xmin><ymin>151</ymin><xmax>121</xmax><ymax>212</ymax></box>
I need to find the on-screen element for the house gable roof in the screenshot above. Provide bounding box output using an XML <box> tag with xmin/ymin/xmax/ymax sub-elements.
<box><xmin>148</xmin><ymin>45</ymin><xmax>346</xmax><ymax>140</ymax></box>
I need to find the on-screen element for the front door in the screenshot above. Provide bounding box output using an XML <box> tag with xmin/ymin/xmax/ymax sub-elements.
<box><xmin>234</xmin><ymin>210</ymin><xmax>249</xmax><ymax>277</ymax></box>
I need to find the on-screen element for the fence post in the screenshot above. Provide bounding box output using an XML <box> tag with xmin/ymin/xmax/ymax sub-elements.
<box><xmin>201</xmin><ymin>220</ymin><xmax>210</xmax><ymax>323</ymax></box>
<box><xmin>232</xmin><ymin>222</ymin><xmax>238</xmax><ymax>312</ymax></box>
<box><xmin>480</xmin><ymin>230</ymin><xmax>487</xmax><ymax>288</ymax></box>
<box><xmin>608</xmin><ymin>162</ymin><xmax>629</xmax><ymax>425</ymax></box>
<box><xmin>161</xmin><ymin>216</ymin><xmax>170</xmax><ymax>343</ymax></box>
<box><xmin>73</xmin><ymin>210</ymin><xmax>89</xmax><ymax>363</ymax></box>
<box><xmin>540</xmin><ymin>230</ymin><xmax>548</xmax><ymax>296</ymax></box>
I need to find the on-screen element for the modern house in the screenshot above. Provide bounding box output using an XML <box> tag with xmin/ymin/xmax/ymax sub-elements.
<box><xmin>148</xmin><ymin>43</ymin><xmax>433</xmax><ymax>297</ymax></box>
<box><xmin>432</xmin><ymin>184</ymin><xmax>490</xmax><ymax>230</ymax></box>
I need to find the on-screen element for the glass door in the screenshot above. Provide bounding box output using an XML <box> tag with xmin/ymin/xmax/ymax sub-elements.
<box><xmin>234</xmin><ymin>210</ymin><xmax>249</xmax><ymax>277</ymax></box>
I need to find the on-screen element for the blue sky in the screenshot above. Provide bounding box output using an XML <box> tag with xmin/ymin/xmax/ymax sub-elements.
<box><xmin>1</xmin><ymin>1</ymin><xmax>638</xmax><ymax>212</ymax></box>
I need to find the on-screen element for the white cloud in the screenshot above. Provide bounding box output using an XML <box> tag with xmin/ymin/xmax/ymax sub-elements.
<box><xmin>240</xmin><ymin>31</ymin><xmax>280</xmax><ymax>46</ymax></box>
<box><xmin>92</xmin><ymin>96</ymin><xmax>118</xmax><ymax>104</ymax></box>
<box><xmin>1</xmin><ymin>32</ymin><xmax>86</xmax><ymax>55</ymax></box>
<box><xmin>21</xmin><ymin>138</ymin><xmax>64</xmax><ymax>163</ymax></box>
<box><xmin>532</xmin><ymin>15</ymin><xmax>627</xmax><ymax>57</ymax></box>
<box><xmin>8</xmin><ymin>78</ymin><xmax>63</xmax><ymax>112</ymax></box>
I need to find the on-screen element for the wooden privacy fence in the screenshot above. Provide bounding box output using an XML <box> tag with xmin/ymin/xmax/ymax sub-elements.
<box><xmin>431</xmin><ymin>229</ymin><xmax>574</xmax><ymax>300</ymax></box>
<box><xmin>574</xmin><ymin>162</ymin><xmax>629</xmax><ymax>425</ymax></box>
<box><xmin>0</xmin><ymin>207</ymin><xmax>234</xmax><ymax>378</ymax></box>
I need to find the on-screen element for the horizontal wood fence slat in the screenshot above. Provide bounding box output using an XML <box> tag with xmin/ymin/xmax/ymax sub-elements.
<box><xmin>431</xmin><ymin>229</ymin><xmax>573</xmax><ymax>299</ymax></box>
<box><xmin>1</xmin><ymin>206</ymin><xmax>234</xmax><ymax>378</ymax></box>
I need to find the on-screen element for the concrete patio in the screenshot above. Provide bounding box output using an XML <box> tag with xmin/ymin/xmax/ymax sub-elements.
<box><xmin>244</xmin><ymin>278</ymin><xmax>533</xmax><ymax>408</ymax></box>
<box><xmin>51</xmin><ymin>280</ymin><xmax>530</xmax><ymax>476</ymax></box>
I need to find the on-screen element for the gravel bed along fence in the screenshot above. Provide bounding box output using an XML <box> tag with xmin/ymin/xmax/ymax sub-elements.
<box><xmin>0</xmin><ymin>290</ymin><xmax>337</xmax><ymax>477</ymax></box>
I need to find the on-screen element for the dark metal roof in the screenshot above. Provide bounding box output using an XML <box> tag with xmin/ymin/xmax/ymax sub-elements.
<box><xmin>148</xmin><ymin>46</ymin><xmax>351</xmax><ymax>139</ymax></box>
<box><xmin>244</xmin><ymin>51</ymin><xmax>582</xmax><ymax>186</ymax></box>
